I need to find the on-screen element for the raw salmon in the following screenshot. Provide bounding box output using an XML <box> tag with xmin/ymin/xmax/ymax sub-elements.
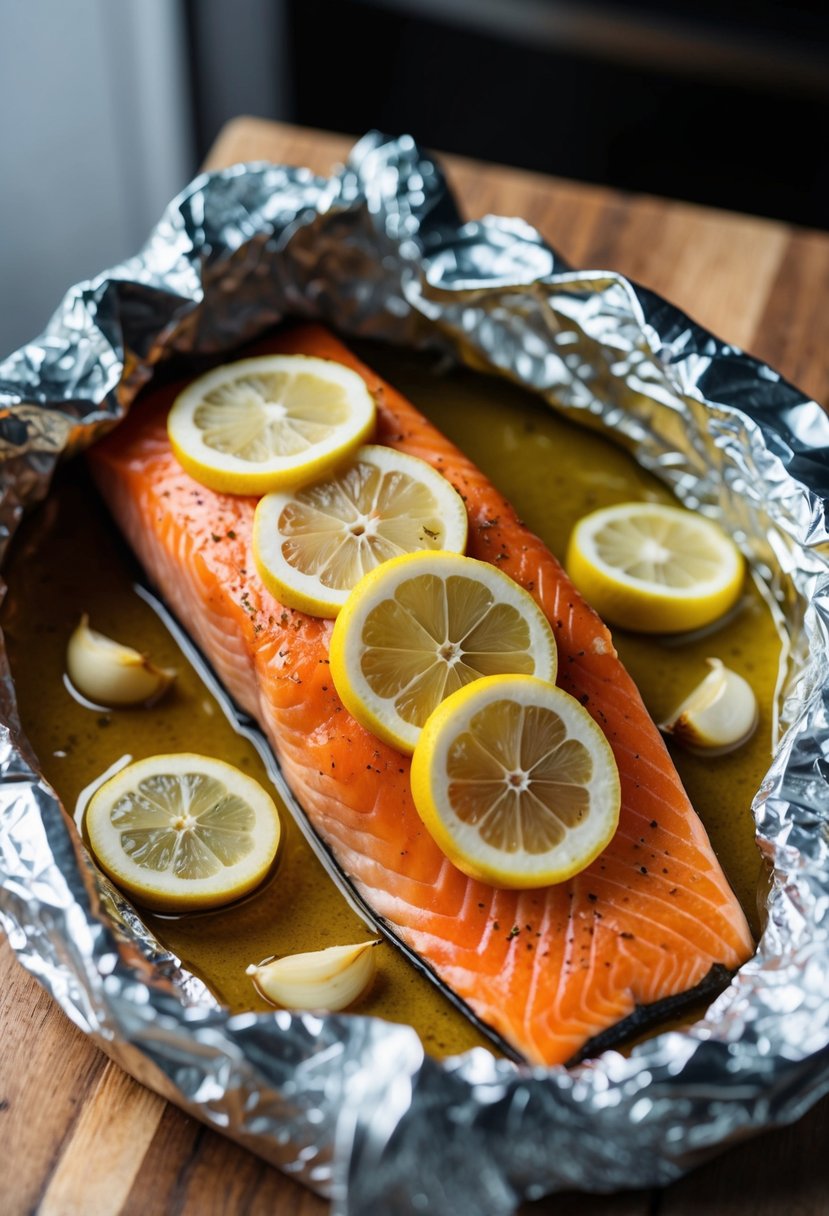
<box><xmin>89</xmin><ymin>324</ymin><xmax>754</xmax><ymax>1066</ymax></box>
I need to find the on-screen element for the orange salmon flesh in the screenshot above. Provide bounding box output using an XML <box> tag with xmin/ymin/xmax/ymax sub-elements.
<box><xmin>89</xmin><ymin>324</ymin><xmax>754</xmax><ymax>1066</ymax></box>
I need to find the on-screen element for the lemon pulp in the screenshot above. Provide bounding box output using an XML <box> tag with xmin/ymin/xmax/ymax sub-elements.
<box><xmin>566</xmin><ymin>501</ymin><xmax>744</xmax><ymax>633</ymax></box>
<box><xmin>411</xmin><ymin>674</ymin><xmax>620</xmax><ymax>887</ymax></box>
<box><xmin>167</xmin><ymin>355</ymin><xmax>376</xmax><ymax>494</ymax></box>
<box><xmin>253</xmin><ymin>445</ymin><xmax>468</xmax><ymax>616</ymax></box>
<box><xmin>85</xmin><ymin>753</ymin><xmax>281</xmax><ymax>912</ymax></box>
<box><xmin>330</xmin><ymin>551</ymin><xmax>557</xmax><ymax>753</ymax></box>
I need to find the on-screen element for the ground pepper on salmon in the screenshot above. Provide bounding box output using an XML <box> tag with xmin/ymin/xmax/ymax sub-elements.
<box><xmin>88</xmin><ymin>324</ymin><xmax>754</xmax><ymax>1067</ymax></box>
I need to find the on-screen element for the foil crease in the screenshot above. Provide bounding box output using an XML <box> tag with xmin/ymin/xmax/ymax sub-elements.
<box><xmin>1</xmin><ymin>133</ymin><xmax>829</xmax><ymax>1213</ymax></box>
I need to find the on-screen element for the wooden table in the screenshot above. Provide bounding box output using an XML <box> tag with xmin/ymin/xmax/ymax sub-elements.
<box><xmin>4</xmin><ymin>118</ymin><xmax>829</xmax><ymax>1216</ymax></box>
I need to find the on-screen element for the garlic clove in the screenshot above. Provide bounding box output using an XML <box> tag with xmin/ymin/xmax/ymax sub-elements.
<box><xmin>660</xmin><ymin>658</ymin><xmax>758</xmax><ymax>756</ymax></box>
<box><xmin>246</xmin><ymin>940</ymin><xmax>379</xmax><ymax>1012</ymax></box>
<box><xmin>66</xmin><ymin>615</ymin><xmax>175</xmax><ymax>708</ymax></box>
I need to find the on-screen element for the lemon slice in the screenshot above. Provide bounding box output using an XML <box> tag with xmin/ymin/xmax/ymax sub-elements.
<box><xmin>167</xmin><ymin>355</ymin><xmax>376</xmax><ymax>494</ymax></box>
<box><xmin>565</xmin><ymin>501</ymin><xmax>744</xmax><ymax>634</ymax></box>
<box><xmin>85</xmin><ymin>754</ymin><xmax>281</xmax><ymax>912</ymax></box>
<box><xmin>410</xmin><ymin>674</ymin><xmax>620</xmax><ymax>887</ymax></box>
<box><xmin>330</xmin><ymin>551</ymin><xmax>558</xmax><ymax>753</ymax></box>
<box><xmin>252</xmin><ymin>445</ymin><xmax>469</xmax><ymax>617</ymax></box>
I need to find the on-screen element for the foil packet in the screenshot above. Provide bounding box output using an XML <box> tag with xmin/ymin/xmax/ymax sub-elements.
<box><xmin>1</xmin><ymin>133</ymin><xmax>828</xmax><ymax>1215</ymax></box>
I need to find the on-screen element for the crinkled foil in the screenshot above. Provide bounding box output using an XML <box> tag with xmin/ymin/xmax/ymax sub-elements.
<box><xmin>1</xmin><ymin>134</ymin><xmax>829</xmax><ymax>1214</ymax></box>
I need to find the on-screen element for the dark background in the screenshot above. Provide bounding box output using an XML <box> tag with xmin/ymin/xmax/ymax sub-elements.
<box><xmin>189</xmin><ymin>0</ymin><xmax>829</xmax><ymax>230</ymax></box>
<box><xmin>3</xmin><ymin>0</ymin><xmax>828</xmax><ymax>356</ymax></box>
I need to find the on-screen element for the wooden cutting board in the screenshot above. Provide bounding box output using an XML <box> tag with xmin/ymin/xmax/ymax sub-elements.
<box><xmin>3</xmin><ymin>117</ymin><xmax>828</xmax><ymax>1216</ymax></box>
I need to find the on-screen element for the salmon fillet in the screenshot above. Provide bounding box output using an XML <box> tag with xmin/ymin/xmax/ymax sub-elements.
<box><xmin>89</xmin><ymin>324</ymin><xmax>754</xmax><ymax>1066</ymax></box>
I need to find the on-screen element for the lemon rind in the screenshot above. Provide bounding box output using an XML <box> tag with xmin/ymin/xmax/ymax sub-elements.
<box><xmin>410</xmin><ymin>674</ymin><xmax>621</xmax><ymax>888</ymax></box>
<box><xmin>566</xmin><ymin>502</ymin><xmax>744</xmax><ymax>635</ymax></box>
<box><xmin>330</xmin><ymin>551</ymin><xmax>558</xmax><ymax>755</ymax></box>
<box><xmin>167</xmin><ymin>355</ymin><xmax>377</xmax><ymax>495</ymax></box>
<box><xmin>252</xmin><ymin>445</ymin><xmax>469</xmax><ymax>618</ymax></box>
<box><xmin>85</xmin><ymin>753</ymin><xmax>281</xmax><ymax>912</ymax></box>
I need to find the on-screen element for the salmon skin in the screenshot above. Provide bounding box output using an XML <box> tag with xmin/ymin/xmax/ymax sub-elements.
<box><xmin>89</xmin><ymin>324</ymin><xmax>753</xmax><ymax>1066</ymax></box>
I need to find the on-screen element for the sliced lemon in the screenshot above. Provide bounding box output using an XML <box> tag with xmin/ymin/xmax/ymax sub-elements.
<box><xmin>410</xmin><ymin>674</ymin><xmax>620</xmax><ymax>887</ymax></box>
<box><xmin>565</xmin><ymin>501</ymin><xmax>744</xmax><ymax>634</ymax></box>
<box><xmin>85</xmin><ymin>754</ymin><xmax>281</xmax><ymax>912</ymax></box>
<box><xmin>330</xmin><ymin>551</ymin><xmax>558</xmax><ymax>753</ymax></box>
<box><xmin>252</xmin><ymin>445</ymin><xmax>469</xmax><ymax>617</ymax></box>
<box><xmin>167</xmin><ymin>355</ymin><xmax>376</xmax><ymax>494</ymax></box>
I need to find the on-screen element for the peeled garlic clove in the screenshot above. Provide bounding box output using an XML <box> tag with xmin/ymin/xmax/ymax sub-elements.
<box><xmin>660</xmin><ymin>658</ymin><xmax>758</xmax><ymax>756</ymax></box>
<box><xmin>246</xmin><ymin>940</ymin><xmax>379</xmax><ymax>1012</ymax></box>
<box><xmin>66</xmin><ymin>615</ymin><xmax>175</xmax><ymax>707</ymax></box>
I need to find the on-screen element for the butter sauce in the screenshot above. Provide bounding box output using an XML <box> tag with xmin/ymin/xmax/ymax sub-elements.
<box><xmin>1</xmin><ymin>340</ymin><xmax>778</xmax><ymax>1057</ymax></box>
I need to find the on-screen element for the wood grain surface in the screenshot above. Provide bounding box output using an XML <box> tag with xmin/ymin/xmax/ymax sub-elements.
<box><xmin>3</xmin><ymin>117</ymin><xmax>829</xmax><ymax>1216</ymax></box>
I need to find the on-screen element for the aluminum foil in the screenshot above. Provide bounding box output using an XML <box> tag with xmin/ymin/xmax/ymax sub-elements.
<box><xmin>1</xmin><ymin>133</ymin><xmax>829</xmax><ymax>1214</ymax></box>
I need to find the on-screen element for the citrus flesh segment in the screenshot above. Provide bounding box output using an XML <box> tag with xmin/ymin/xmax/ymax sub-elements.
<box><xmin>565</xmin><ymin>501</ymin><xmax>744</xmax><ymax>634</ymax></box>
<box><xmin>330</xmin><ymin>551</ymin><xmax>558</xmax><ymax>753</ymax></box>
<box><xmin>410</xmin><ymin>674</ymin><xmax>621</xmax><ymax>887</ymax></box>
<box><xmin>252</xmin><ymin>445</ymin><xmax>468</xmax><ymax>616</ymax></box>
<box><xmin>85</xmin><ymin>753</ymin><xmax>281</xmax><ymax>912</ymax></box>
<box><xmin>167</xmin><ymin>355</ymin><xmax>376</xmax><ymax>494</ymax></box>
